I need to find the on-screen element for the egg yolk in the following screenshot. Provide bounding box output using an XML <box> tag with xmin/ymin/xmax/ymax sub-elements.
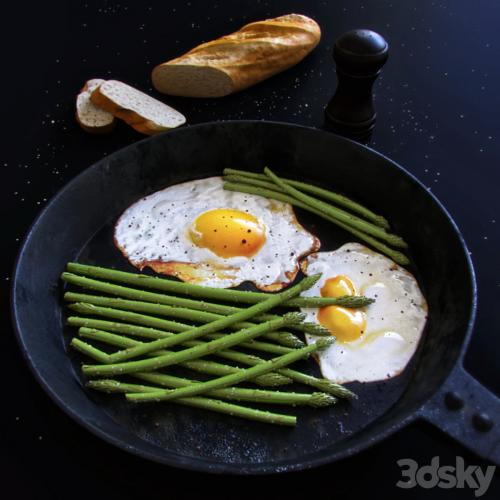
<box><xmin>317</xmin><ymin>306</ymin><xmax>366</xmax><ymax>342</ymax></box>
<box><xmin>317</xmin><ymin>275</ymin><xmax>367</xmax><ymax>342</ymax></box>
<box><xmin>190</xmin><ymin>209</ymin><xmax>266</xmax><ymax>258</ymax></box>
<box><xmin>320</xmin><ymin>275</ymin><xmax>356</xmax><ymax>298</ymax></box>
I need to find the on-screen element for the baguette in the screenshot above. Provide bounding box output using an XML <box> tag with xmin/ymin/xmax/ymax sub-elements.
<box><xmin>90</xmin><ymin>80</ymin><xmax>186</xmax><ymax>135</ymax></box>
<box><xmin>152</xmin><ymin>13</ymin><xmax>321</xmax><ymax>98</ymax></box>
<box><xmin>76</xmin><ymin>79</ymin><xmax>115</xmax><ymax>133</ymax></box>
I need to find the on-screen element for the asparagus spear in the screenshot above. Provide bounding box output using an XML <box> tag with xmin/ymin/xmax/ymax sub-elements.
<box><xmin>277</xmin><ymin>368</ymin><xmax>356</xmax><ymax>399</ymax></box>
<box><xmin>88</xmin><ymin>380</ymin><xmax>296</xmax><ymax>426</ymax></box>
<box><xmin>79</xmin><ymin>327</ymin><xmax>294</xmax><ymax>361</ymax></box>
<box><xmin>62</xmin><ymin>272</ymin><xmax>352</xmax><ymax>334</ymax></box>
<box><xmin>74</xmin><ymin>329</ymin><xmax>289</xmax><ymax>386</ymax></box>
<box><xmin>224</xmin><ymin>172</ymin><xmax>394</xmax><ymax>256</ymax></box>
<box><xmin>79</xmin><ymin>326</ymin><xmax>293</xmax><ymax>374</ymax></box>
<box><xmin>66</xmin><ymin>263</ymin><xmax>369</xmax><ymax>308</ymax></box>
<box><xmin>62</xmin><ymin>272</ymin><xmax>370</xmax><ymax>316</ymax></box>
<box><xmin>204</xmin><ymin>333</ymin><xmax>292</xmax><ymax>354</ymax></box>
<box><xmin>223</xmin><ymin>182</ymin><xmax>410</xmax><ymax>265</ymax></box>
<box><xmin>223</xmin><ymin>168</ymin><xmax>390</xmax><ymax>229</ymax></box>
<box><xmin>76</xmin><ymin>339</ymin><xmax>335</xmax><ymax>407</ymax></box>
<box><xmin>69</xmin><ymin>303</ymin><xmax>355</xmax><ymax>396</ymax></box>
<box><xmin>82</xmin><ymin>312</ymin><xmax>305</xmax><ymax>376</ymax></box>
<box><xmin>77</xmin><ymin>326</ymin><xmax>354</xmax><ymax>399</ymax></box>
<box><xmin>70</xmin><ymin>300</ymin><xmax>305</xmax><ymax>353</ymax></box>
<box><xmin>263</xmin><ymin>167</ymin><xmax>407</xmax><ymax>249</ymax></box>
<box><xmin>133</xmin><ymin>372</ymin><xmax>336</xmax><ymax>407</ymax></box>
<box><xmin>225</xmin><ymin>174</ymin><xmax>393</xmax><ymax>254</ymax></box>
<box><xmin>68</xmin><ymin>317</ymin><xmax>292</xmax><ymax>356</ymax></box>
<box><xmin>71</xmin><ymin>338</ymin><xmax>109</xmax><ymax>363</ymax></box>
<box><xmin>64</xmin><ymin>289</ymin><xmax>307</xmax><ymax>347</ymax></box>
<box><xmin>126</xmin><ymin>338</ymin><xmax>334</xmax><ymax>402</ymax></box>
<box><xmin>82</xmin><ymin>273</ymin><xmax>318</xmax><ymax>364</ymax></box>
<box><xmin>70</xmin><ymin>302</ymin><xmax>188</xmax><ymax>331</ymax></box>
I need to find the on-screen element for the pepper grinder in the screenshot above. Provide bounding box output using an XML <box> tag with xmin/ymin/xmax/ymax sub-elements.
<box><xmin>324</xmin><ymin>29</ymin><xmax>389</xmax><ymax>141</ymax></box>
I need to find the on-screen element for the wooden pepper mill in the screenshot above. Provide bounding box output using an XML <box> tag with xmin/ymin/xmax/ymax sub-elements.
<box><xmin>324</xmin><ymin>29</ymin><xmax>389</xmax><ymax>141</ymax></box>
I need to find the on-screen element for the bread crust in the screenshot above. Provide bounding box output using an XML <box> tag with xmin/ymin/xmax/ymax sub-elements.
<box><xmin>152</xmin><ymin>13</ymin><xmax>321</xmax><ymax>97</ymax></box>
<box><xmin>76</xmin><ymin>79</ymin><xmax>115</xmax><ymax>133</ymax></box>
<box><xmin>90</xmin><ymin>85</ymin><xmax>182</xmax><ymax>135</ymax></box>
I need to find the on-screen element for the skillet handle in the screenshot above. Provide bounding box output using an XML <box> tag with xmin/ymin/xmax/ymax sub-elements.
<box><xmin>418</xmin><ymin>363</ymin><xmax>500</xmax><ymax>465</ymax></box>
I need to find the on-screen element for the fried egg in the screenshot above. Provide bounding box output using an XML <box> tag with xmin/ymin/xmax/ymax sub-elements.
<box><xmin>300</xmin><ymin>243</ymin><xmax>427</xmax><ymax>384</ymax></box>
<box><xmin>114</xmin><ymin>177</ymin><xmax>320</xmax><ymax>290</ymax></box>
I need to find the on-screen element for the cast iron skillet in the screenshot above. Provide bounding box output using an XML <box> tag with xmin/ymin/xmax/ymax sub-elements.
<box><xmin>11</xmin><ymin>121</ymin><xmax>500</xmax><ymax>472</ymax></box>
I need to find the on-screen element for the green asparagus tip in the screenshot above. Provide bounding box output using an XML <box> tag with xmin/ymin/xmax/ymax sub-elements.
<box><xmin>334</xmin><ymin>295</ymin><xmax>376</xmax><ymax>308</ymax></box>
<box><xmin>317</xmin><ymin>379</ymin><xmax>357</xmax><ymax>400</ymax></box>
<box><xmin>395</xmin><ymin>252</ymin><xmax>411</xmax><ymax>266</ymax></box>
<box><xmin>316</xmin><ymin>337</ymin><xmax>335</xmax><ymax>350</ymax></box>
<box><xmin>299</xmin><ymin>273</ymin><xmax>322</xmax><ymax>291</ymax></box>
<box><xmin>283</xmin><ymin>312</ymin><xmax>306</xmax><ymax>326</ymax></box>
<box><xmin>301</xmin><ymin>322</ymin><xmax>332</xmax><ymax>337</ymax></box>
<box><xmin>310</xmin><ymin>392</ymin><xmax>338</xmax><ymax>408</ymax></box>
<box><xmin>282</xmin><ymin>334</ymin><xmax>306</xmax><ymax>348</ymax></box>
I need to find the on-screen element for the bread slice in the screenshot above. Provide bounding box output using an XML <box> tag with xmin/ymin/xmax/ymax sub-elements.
<box><xmin>90</xmin><ymin>80</ymin><xmax>186</xmax><ymax>135</ymax></box>
<box><xmin>152</xmin><ymin>14</ymin><xmax>321</xmax><ymax>98</ymax></box>
<box><xmin>76</xmin><ymin>79</ymin><xmax>115</xmax><ymax>133</ymax></box>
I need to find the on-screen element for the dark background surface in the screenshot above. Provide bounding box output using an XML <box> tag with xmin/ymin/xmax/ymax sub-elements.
<box><xmin>1</xmin><ymin>0</ymin><xmax>498</xmax><ymax>498</ymax></box>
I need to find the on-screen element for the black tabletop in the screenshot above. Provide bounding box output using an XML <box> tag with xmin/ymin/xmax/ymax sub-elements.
<box><xmin>2</xmin><ymin>0</ymin><xmax>499</xmax><ymax>498</ymax></box>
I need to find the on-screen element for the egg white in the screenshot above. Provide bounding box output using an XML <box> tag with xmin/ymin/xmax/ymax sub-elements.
<box><xmin>114</xmin><ymin>177</ymin><xmax>319</xmax><ymax>289</ymax></box>
<box><xmin>301</xmin><ymin>243</ymin><xmax>428</xmax><ymax>384</ymax></box>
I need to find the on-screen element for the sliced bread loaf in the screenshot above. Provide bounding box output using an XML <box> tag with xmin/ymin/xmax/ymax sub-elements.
<box><xmin>152</xmin><ymin>14</ymin><xmax>321</xmax><ymax>98</ymax></box>
<box><xmin>76</xmin><ymin>79</ymin><xmax>115</xmax><ymax>133</ymax></box>
<box><xmin>90</xmin><ymin>80</ymin><xmax>186</xmax><ymax>135</ymax></box>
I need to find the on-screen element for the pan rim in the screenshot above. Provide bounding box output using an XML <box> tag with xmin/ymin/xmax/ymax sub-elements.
<box><xmin>10</xmin><ymin>120</ymin><xmax>477</xmax><ymax>474</ymax></box>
